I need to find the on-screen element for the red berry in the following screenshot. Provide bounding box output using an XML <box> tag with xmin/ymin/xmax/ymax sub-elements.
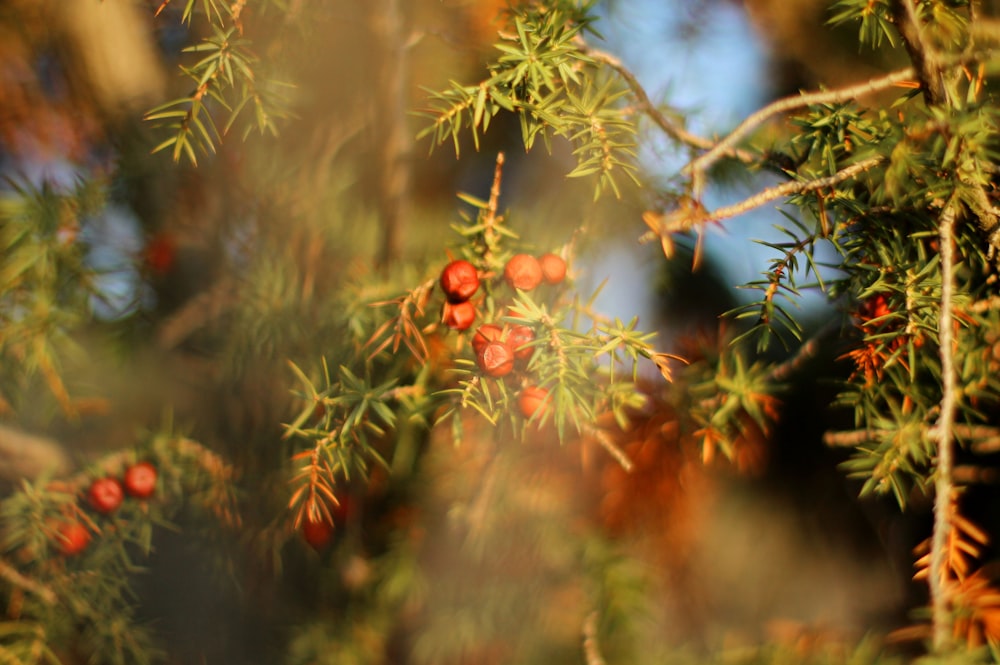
<box><xmin>518</xmin><ymin>386</ymin><xmax>551</xmax><ymax>420</ymax></box>
<box><xmin>504</xmin><ymin>254</ymin><xmax>543</xmax><ymax>291</ymax></box>
<box><xmin>507</xmin><ymin>324</ymin><xmax>535</xmax><ymax>363</ymax></box>
<box><xmin>442</xmin><ymin>300</ymin><xmax>476</xmax><ymax>331</ymax></box>
<box><xmin>123</xmin><ymin>462</ymin><xmax>158</xmax><ymax>499</ymax></box>
<box><xmin>301</xmin><ymin>515</ymin><xmax>334</xmax><ymax>552</ymax></box>
<box><xmin>477</xmin><ymin>340</ymin><xmax>515</xmax><ymax>378</ymax></box>
<box><xmin>439</xmin><ymin>260</ymin><xmax>480</xmax><ymax>303</ymax></box>
<box><xmin>55</xmin><ymin>520</ymin><xmax>91</xmax><ymax>556</ymax></box>
<box><xmin>472</xmin><ymin>324</ymin><xmax>505</xmax><ymax>356</ymax></box>
<box><xmin>859</xmin><ymin>294</ymin><xmax>891</xmax><ymax>322</ymax></box>
<box><xmin>88</xmin><ymin>477</ymin><xmax>124</xmax><ymax>514</ymax></box>
<box><xmin>538</xmin><ymin>253</ymin><xmax>567</xmax><ymax>284</ymax></box>
<box><xmin>143</xmin><ymin>232</ymin><xmax>176</xmax><ymax>275</ymax></box>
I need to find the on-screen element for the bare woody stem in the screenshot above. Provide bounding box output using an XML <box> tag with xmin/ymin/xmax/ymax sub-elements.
<box><xmin>582</xmin><ymin>611</ymin><xmax>606</xmax><ymax>665</ymax></box>
<box><xmin>931</xmin><ymin>203</ymin><xmax>958</xmax><ymax>650</ymax></box>
<box><xmin>639</xmin><ymin>156</ymin><xmax>884</xmax><ymax>244</ymax></box>
<box><xmin>708</xmin><ymin>157</ymin><xmax>884</xmax><ymax>223</ymax></box>
<box><xmin>578</xmin><ymin>41</ymin><xmax>754</xmax><ymax>164</ymax></box>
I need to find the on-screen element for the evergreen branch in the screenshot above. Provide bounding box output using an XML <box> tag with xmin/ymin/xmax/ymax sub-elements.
<box><xmin>824</xmin><ymin>424</ymin><xmax>1000</xmax><ymax>448</ymax></box>
<box><xmin>931</xmin><ymin>203</ymin><xmax>959</xmax><ymax>650</ymax></box>
<box><xmin>707</xmin><ymin>157</ymin><xmax>884</xmax><ymax>224</ymax></box>
<box><xmin>684</xmin><ymin>69</ymin><xmax>916</xmax><ymax>192</ymax></box>
<box><xmin>641</xmin><ymin>157</ymin><xmax>883</xmax><ymax>245</ymax></box>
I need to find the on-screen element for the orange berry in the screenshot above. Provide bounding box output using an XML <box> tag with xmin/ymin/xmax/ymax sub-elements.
<box><xmin>477</xmin><ymin>340</ymin><xmax>515</xmax><ymax>378</ymax></box>
<box><xmin>518</xmin><ymin>386</ymin><xmax>551</xmax><ymax>420</ymax></box>
<box><xmin>439</xmin><ymin>260</ymin><xmax>480</xmax><ymax>303</ymax></box>
<box><xmin>472</xmin><ymin>323</ymin><xmax>505</xmax><ymax>356</ymax></box>
<box><xmin>123</xmin><ymin>462</ymin><xmax>158</xmax><ymax>499</ymax></box>
<box><xmin>301</xmin><ymin>516</ymin><xmax>334</xmax><ymax>552</ymax></box>
<box><xmin>538</xmin><ymin>253</ymin><xmax>567</xmax><ymax>284</ymax></box>
<box><xmin>442</xmin><ymin>300</ymin><xmax>476</xmax><ymax>331</ymax></box>
<box><xmin>504</xmin><ymin>254</ymin><xmax>543</xmax><ymax>291</ymax></box>
<box><xmin>55</xmin><ymin>520</ymin><xmax>91</xmax><ymax>556</ymax></box>
<box><xmin>507</xmin><ymin>324</ymin><xmax>535</xmax><ymax>363</ymax></box>
<box><xmin>88</xmin><ymin>477</ymin><xmax>124</xmax><ymax>514</ymax></box>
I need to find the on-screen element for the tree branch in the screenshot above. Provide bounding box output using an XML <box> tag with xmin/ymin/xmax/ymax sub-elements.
<box><xmin>582</xmin><ymin>611</ymin><xmax>606</xmax><ymax>665</ymax></box>
<box><xmin>930</xmin><ymin>203</ymin><xmax>958</xmax><ymax>650</ymax></box>
<box><xmin>684</xmin><ymin>68</ymin><xmax>916</xmax><ymax>193</ymax></box>
<box><xmin>639</xmin><ymin>156</ymin><xmax>884</xmax><ymax>244</ymax></box>
<box><xmin>579</xmin><ymin>41</ymin><xmax>755</xmax><ymax>164</ymax></box>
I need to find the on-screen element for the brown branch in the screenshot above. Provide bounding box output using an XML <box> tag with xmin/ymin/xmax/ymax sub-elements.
<box><xmin>931</xmin><ymin>203</ymin><xmax>959</xmax><ymax>650</ymax></box>
<box><xmin>583</xmin><ymin>611</ymin><xmax>606</xmax><ymax>665</ymax></box>
<box><xmin>584</xmin><ymin>424</ymin><xmax>634</xmax><ymax>472</ymax></box>
<box><xmin>372</xmin><ymin>0</ymin><xmax>413</xmax><ymax>272</ymax></box>
<box><xmin>640</xmin><ymin>157</ymin><xmax>884</xmax><ymax>244</ymax></box>
<box><xmin>685</xmin><ymin>69</ymin><xmax>916</xmax><ymax>192</ymax></box>
<box><xmin>892</xmin><ymin>0</ymin><xmax>945</xmax><ymax>106</ymax></box>
<box><xmin>824</xmin><ymin>423</ymin><xmax>1000</xmax><ymax>448</ymax></box>
<box><xmin>482</xmin><ymin>152</ymin><xmax>506</xmax><ymax>266</ymax></box>
<box><xmin>767</xmin><ymin>320</ymin><xmax>839</xmax><ymax>383</ymax></box>
<box><xmin>578</xmin><ymin>42</ymin><xmax>754</xmax><ymax>164</ymax></box>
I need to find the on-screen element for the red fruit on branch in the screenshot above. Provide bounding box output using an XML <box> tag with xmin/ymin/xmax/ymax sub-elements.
<box><xmin>477</xmin><ymin>340</ymin><xmax>515</xmax><ymax>378</ymax></box>
<box><xmin>518</xmin><ymin>385</ymin><xmax>551</xmax><ymax>420</ymax></box>
<box><xmin>123</xmin><ymin>462</ymin><xmax>158</xmax><ymax>499</ymax></box>
<box><xmin>538</xmin><ymin>253</ymin><xmax>567</xmax><ymax>284</ymax></box>
<box><xmin>301</xmin><ymin>515</ymin><xmax>334</xmax><ymax>552</ymax></box>
<box><xmin>507</xmin><ymin>324</ymin><xmax>535</xmax><ymax>363</ymax></box>
<box><xmin>442</xmin><ymin>300</ymin><xmax>476</xmax><ymax>331</ymax></box>
<box><xmin>504</xmin><ymin>254</ymin><xmax>543</xmax><ymax>291</ymax></box>
<box><xmin>439</xmin><ymin>259</ymin><xmax>480</xmax><ymax>303</ymax></box>
<box><xmin>88</xmin><ymin>477</ymin><xmax>124</xmax><ymax>514</ymax></box>
<box><xmin>472</xmin><ymin>323</ymin><xmax>505</xmax><ymax>356</ymax></box>
<box><xmin>143</xmin><ymin>232</ymin><xmax>176</xmax><ymax>276</ymax></box>
<box><xmin>858</xmin><ymin>293</ymin><xmax>891</xmax><ymax>322</ymax></box>
<box><xmin>55</xmin><ymin>520</ymin><xmax>91</xmax><ymax>556</ymax></box>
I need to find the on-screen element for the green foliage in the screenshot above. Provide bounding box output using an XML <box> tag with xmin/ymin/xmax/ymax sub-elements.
<box><xmin>829</xmin><ymin>0</ymin><xmax>898</xmax><ymax>50</ymax></box>
<box><xmin>0</xmin><ymin>177</ymin><xmax>104</xmax><ymax>415</ymax></box>
<box><xmin>0</xmin><ymin>431</ymin><xmax>239</xmax><ymax>665</ymax></box>
<box><xmin>146</xmin><ymin>1</ymin><xmax>294</xmax><ymax>164</ymax></box>
<box><xmin>417</xmin><ymin>0</ymin><xmax>639</xmax><ymax>198</ymax></box>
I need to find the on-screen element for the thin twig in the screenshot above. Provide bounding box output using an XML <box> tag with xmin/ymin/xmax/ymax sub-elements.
<box><xmin>931</xmin><ymin>203</ymin><xmax>958</xmax><ymax>651</ymax></box>
<box><xmin>823</xmin><ymin>423</ymin><xmax>1000</xmax><ymax>448</ymax></box>
<box><xmin>640</xmin><ymin>157</ymin><xmax>884</xmax><ymax>244</ymax></box>
<box><xmin>483</xmin><ymin>152</ymin><xmax>506</xmax><ymax>262</ymax></box>
<box><xmin>685</xmin><ymin>68</ymin><xmax>916</xmax><ymax>190</ymax></box>
<box><xmin>579</xmin><ymin>41</ymin><xmax>755</xmax><ymax>164</ymax></box>
<box><xmin>584</xmin><ymin>424</ymin><xmax>634</xmax><ymax>472</ymax></box>
<box><xmin>707</xmin><ymin>156</ymin><xmax>883</xmax><ymax>223</ymax></box>
<box><xmin>582</xmin><ymin>611</ymin><xmax>606</xmax><ymax>665</ymax></box>
<box><xmin>767</xmin><ymin>320</ymin><xmax>839</xmax><ymax>383</ymax></box>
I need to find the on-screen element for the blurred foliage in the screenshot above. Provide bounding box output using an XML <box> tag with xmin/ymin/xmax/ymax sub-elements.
<box><xmin>4</xmin><ymin>0</ymin><xmax>1000</xmax><ymax>664</ymax></box>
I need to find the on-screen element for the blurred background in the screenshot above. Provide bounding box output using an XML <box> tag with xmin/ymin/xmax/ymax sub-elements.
<box><xmin>0</xmin><ymin>0</ymin><xmax>934</xmax><ymax>663</ymax></box>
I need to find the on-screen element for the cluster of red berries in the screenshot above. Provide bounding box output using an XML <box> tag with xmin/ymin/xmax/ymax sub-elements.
<box><xmin>438</xmin><ymin>252</ymin><xmax>566</xmax><ymax>422</ymax></box>
<box><xmin>438</xmin><ymin>252</ymin><xmax>567</xmax><ymax>332</ymax></box>
<box><xmin>53</xmin><ymin>462</ymin><xmax>159</xmax><ymax>557</ymax></box>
